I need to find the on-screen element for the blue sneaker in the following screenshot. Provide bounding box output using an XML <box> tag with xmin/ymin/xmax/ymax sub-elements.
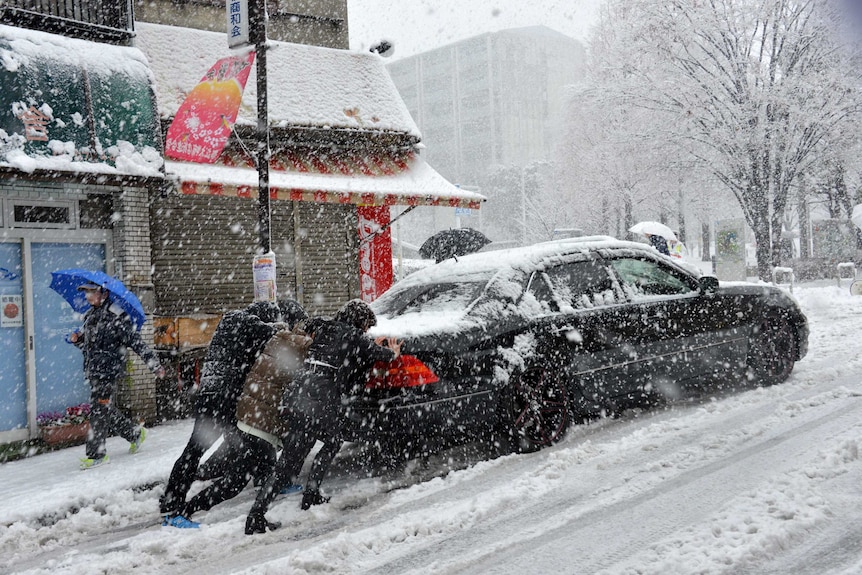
<box><xmin>162</xmin><ymin>514</ymin><xmax>200</xmax><ymax>529</ymax></box>
<box><xmin>280</xmin><ymin>484</ymin><xmax>303</xmax><ymax>495</ymax></box>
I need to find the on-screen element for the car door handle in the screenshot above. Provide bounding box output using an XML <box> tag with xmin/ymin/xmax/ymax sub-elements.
<box><xmin>630</xmin><ymin>311</ymin><xmax>664</xmax><ymax>322</ymax></box>
<box><xmin>550</xmin><ymin>325</ymin><xmax>585</xmax><ymax>344</ymax></box>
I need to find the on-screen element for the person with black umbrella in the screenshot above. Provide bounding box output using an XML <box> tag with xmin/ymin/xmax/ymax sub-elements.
<box><xmin>419</xmin><ymin>228</ymin><xmax>491</xmax><ymax>262</ymax></box>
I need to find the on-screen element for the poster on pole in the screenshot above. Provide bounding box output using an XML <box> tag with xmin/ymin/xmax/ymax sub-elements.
<box><xmin>165</xmin><ymin>51</ymin><xmax>255</xmax><ymax>163</ymax></box>
<box><xmin>253</xmin><ymin>252</ymin><xmax>277</xmax><ymax>302</ymax></box>
<box><xmin>227</xmin><ymin>0</ymin><xmax>250</xmax><ymax>48</ymax></box>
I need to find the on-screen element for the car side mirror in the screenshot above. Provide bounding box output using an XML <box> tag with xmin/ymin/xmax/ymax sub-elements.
<box><xmin>698</xmin><ymin>276</ymin><xmax>719</xmax><ymax>294</ymax></box>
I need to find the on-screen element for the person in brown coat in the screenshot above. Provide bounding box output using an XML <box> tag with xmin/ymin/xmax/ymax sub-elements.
<box><xmin>245</xmin><ymin>300</ymin><xmax>401</xmax><ymax>534</ymax></box>
<box><xmin>177</xmin><ymin>322</ymin><xmax>311</xmax><ymax>523</ymax></box>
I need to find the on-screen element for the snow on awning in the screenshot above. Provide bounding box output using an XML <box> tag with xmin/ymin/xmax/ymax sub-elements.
<box><xmin>138</xmin><ymin>22</ymin><xmax>481</xmax><ymax>208</ymax></box>
<box><xmin>166</xmin><ymin>150</ymin><xmax>485</xmax><ymax>209</ymax></box>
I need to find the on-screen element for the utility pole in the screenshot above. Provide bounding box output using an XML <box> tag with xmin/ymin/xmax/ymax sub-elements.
<box><xmin>247</xmin><ymin>0</ymin><xmax>276</xmax><ymax>301</ymax></box>
<box><xmin>520</xmin><ymin>167</ymin><xmax>527</xmax><ymax>246</ymax></box>
<box><xmin>250</xmin><ymin>0</ymin><xmax>270</xmax><ymax>254</ymax></box>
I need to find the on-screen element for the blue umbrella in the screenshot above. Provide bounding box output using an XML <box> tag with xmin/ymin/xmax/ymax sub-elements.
<box><xmin>49</xmin><ymin>269</ymin><xmax>146</xmax><ymax>331</ymax></box>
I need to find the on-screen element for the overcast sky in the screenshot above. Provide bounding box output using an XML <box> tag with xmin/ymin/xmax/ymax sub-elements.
<box><xmin>346</xmin><ymin>0</ymin><xmax>604</xmax><ymax>60</ymax></box>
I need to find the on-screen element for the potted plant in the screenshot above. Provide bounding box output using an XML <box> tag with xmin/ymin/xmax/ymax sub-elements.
<box><xmin>37</xmin><ymin>403</ymin><xmax>91</xmax><ymax>446</ymax></box>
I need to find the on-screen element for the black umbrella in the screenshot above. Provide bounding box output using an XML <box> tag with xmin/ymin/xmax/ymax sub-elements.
<box><xmin>419</xmin><ymin>228</ymin><xmax>491</xmax><ymax>262</ymax></box>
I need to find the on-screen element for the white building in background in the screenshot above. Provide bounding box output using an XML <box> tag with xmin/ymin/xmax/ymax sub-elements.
<box><xmin>386</xmin><ymin>26</ymin><xmax>586</xmax><ymax>246</ymax></box>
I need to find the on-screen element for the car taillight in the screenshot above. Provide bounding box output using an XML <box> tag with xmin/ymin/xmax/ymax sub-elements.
<box><xmin>366</xmin><ymin>355</ymin><xmax>439</xmax><ymax>389</ymax></box>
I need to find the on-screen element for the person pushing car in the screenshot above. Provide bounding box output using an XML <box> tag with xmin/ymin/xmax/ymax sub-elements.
<box><xmin>245</xmin><ymin>299</ymin><xmax>401</xmax><ymax>534</ymax></box>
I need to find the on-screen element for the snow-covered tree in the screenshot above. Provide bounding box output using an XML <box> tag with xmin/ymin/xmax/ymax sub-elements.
<box><xmin>566</xmin><ymin>0</ymin><xmax>862</xmax><ymax>279</ymax></box>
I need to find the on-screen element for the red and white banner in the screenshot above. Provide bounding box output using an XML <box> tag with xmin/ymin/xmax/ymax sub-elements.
<box><xmin>165</xmin><ymin>51</ymin><xmax>255</xmax><ymax>163</ymax></box>
<box><xmin>358</xmin><ymin>206</ymin><xmax>393</xmax><ymax>302</ymax></box>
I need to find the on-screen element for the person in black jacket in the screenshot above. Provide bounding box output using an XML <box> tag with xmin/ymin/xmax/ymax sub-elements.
<box><xmin>70</xmin><ymin>284</ymin><xmax>165</xmax><ymax>471</ymax></box>
<box><xmin>194</xmin><ymin>298</ymin><xmax>309</xmax><ymax>484</ymax></box>
<box><xmin>160</xmin><ymin>300</ymin><xmax>285</xmax><ymax>529</ymax></box>
<box><xmin>175</xmin><ymin>304</ymin><xmax>309</xmax><ymax>525</ymax></box>
<box><xmin>245</xmin><ymin>299</ymin><xmax>401</xmax><ymax>534</ymax></box>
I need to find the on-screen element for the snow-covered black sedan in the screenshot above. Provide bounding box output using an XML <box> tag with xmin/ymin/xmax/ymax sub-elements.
<box><xmin>347</xmin><ymin>236</ymin><xmax>808</xmax><ymax>456</ymax></box>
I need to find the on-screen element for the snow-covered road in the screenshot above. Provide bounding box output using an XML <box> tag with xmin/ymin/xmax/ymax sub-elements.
<box><xmin>2</xmin><ymin>281</ymin><xmax>862</xmax><ymax>575</ymax></box>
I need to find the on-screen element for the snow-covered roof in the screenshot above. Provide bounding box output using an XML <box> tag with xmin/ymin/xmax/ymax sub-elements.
<box><xmin>0</xmin><ymin>24</ymin><xmax>150</xmax><ymax>77</ymax></box>
<box><xmin>0</xmin><ymin>24</ymin><xmax>164</xmax><ymax>178</ymax></box>
<box><xmin>370</xmin><ymin>236</ymin><xmax>704</xmax><ymax>338</ymax></box>
<box><xmin>134</xmin><ymin>22</ymin><xmax>421</xmax><ymax>138</ymax></box>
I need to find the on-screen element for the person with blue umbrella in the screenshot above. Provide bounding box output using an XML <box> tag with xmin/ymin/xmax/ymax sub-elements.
<box><xmin>52</xmin><ymin>270</ymin><xmax>165</xmax><ymax>470</ymax></box>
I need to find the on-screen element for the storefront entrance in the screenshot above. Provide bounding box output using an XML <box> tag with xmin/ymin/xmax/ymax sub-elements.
<box><xmin>0</xmin><ymin>233</ymin><xmax>110</xmax><ymax>442</ymax></box>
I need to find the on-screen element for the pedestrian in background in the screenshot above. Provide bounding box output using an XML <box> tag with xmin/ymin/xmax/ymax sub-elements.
<box><xmin>647</xmin><ymin>233</ymin><xmax>671</xmax><ymax>255</ymax></box>
<box><xmin>245</xmin><ymin>299</ymin><xmax>400</xmax><ymax>534</ymax></box>
<box><xmin>69</xmin><ymin>283</ymin><xmax>165</xmax><ymax>471</ymax></box>
<box><xmin>669</xmin><ymin>232</ymin><xmax>687</xmax><ymax>260</ymax></box>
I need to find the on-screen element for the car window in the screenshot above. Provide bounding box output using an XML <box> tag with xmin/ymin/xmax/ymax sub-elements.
<box><xmin>470</xmin><ymin>269</ymin><xmax>529</xmax><ymax>320</ymax></box>
<box><xmin>373</xmin><ymin>281</ymin><xmax>487</xmax><ymax>316</ymax></box>
<box><xmin>609</xmin><ymin>257</ymin><xmax>696</xmax><ymax>299</ymax></box>
<box><xmin>544</xmin><ymin>260</ymin><xmax>618</xmax><ymax>311</ymax></box>
<box><xmin>525</xmin><ymin>260</ymin><xmax>618</xmax><ymax>313</ymax></box>
<box><xmin>524</xmin><ymin>272</ymin><xmax>558</xmax><ymax>314</ymax></box>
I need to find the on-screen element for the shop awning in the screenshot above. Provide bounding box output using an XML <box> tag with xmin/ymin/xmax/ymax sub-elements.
<box><xmin>166</xmin><ymin>149</ymin><xmax>485</xmax><ymax>209</ymax></box>
<box><xmin>0</xmin><ymin>24</ymin><xmax>163</xmax><ymax>177</ymax></box>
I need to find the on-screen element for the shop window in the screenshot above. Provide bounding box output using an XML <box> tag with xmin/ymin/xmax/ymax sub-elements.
<box><xmin>7</xmin><ymin>200</ymin><xmax>76</xmax><ymax>229</ymax></box>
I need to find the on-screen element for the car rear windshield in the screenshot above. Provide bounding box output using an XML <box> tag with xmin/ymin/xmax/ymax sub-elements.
<box><xmin>373</xmin><ymin>280</ymin><xmax>488</xmax><ymax>317</ymax></box>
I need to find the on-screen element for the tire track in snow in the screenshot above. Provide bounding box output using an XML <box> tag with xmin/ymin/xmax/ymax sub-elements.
<box><xmin>180</xmin><ymin>384</ymin><xmax>862</xmax><ymax>574</ymax></box>
<box><xmin>359</xmin><ymin>395</ymin><xmax>862</xmax><ymax>574</ymax></box>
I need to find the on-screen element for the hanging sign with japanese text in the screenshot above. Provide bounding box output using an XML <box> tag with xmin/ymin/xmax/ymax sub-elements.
<box><xmin>227</xmin><ymin>0</ymin><xmax>250</xmax><ymax>48</ymax></box>
<box><xmin>252</xmin><ymin>252</ymin><xmax>277</xmax><ymax>302</ymax></box>
<box><xmin>165</xmin><ymin>51</ymin><xmax>255</xmax><ymax>163</ymax></box>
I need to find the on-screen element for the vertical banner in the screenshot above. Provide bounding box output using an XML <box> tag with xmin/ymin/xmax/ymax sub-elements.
<box><xmin>227</xmin><ymin>0</ymin><xmax>250</xmax><ymax>48</ymax></box>
<box><xmin>358</xmin><ymin>206</ymin><xmax>393</xmax><ymax>302</ymax></box>
<box><xmin>165</xmin><ymin>51</ymin><xmax>255</xmax><ymax>163</ymax></box>
<box><xmin>252</xmin><ymin>252</ymin><xmax>277</xmax><ymax>302</ymax></box>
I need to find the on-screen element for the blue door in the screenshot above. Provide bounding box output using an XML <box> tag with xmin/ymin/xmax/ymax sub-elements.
<box><xmin>0</xmin><ymin>243</ymin><xmax>26</xmax><ymax>431</ymax></box>
<box><xmin>31</xmin><ymin>243</ymin><xmax>106</xmax><ymax>415</ymax></box>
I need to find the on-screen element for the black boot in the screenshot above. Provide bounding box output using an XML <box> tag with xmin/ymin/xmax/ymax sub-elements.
<box><xmin>300</xmin><ymin>488</ymin><xmax>330</xmax><ymax>511</ymax></box>
<box><xmin>244</xmin><ymin>513</ymin><xmax>282</xmax><ymax>535</ymax></box>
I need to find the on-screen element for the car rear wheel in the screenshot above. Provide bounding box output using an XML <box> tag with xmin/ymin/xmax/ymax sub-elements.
<box><xmin>499</xmin><ymin>366</ymin><xmax>570</xmax><ymax>453</ymax></box>
<box><xmin>746</xmin><ymin>314</ymin><xmax>795</xmax><ymax>386</ymax></box>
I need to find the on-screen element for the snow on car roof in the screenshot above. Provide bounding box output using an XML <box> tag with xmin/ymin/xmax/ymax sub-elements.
<box><xmin>370</xmin><ymin>236</ymin><xmax>668</xmax><ymax>339</ymax></box>
<box><xmin>393</xmin><ymin>235</ymin><xmax>658</xmax><ymax>287</ymax></box>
